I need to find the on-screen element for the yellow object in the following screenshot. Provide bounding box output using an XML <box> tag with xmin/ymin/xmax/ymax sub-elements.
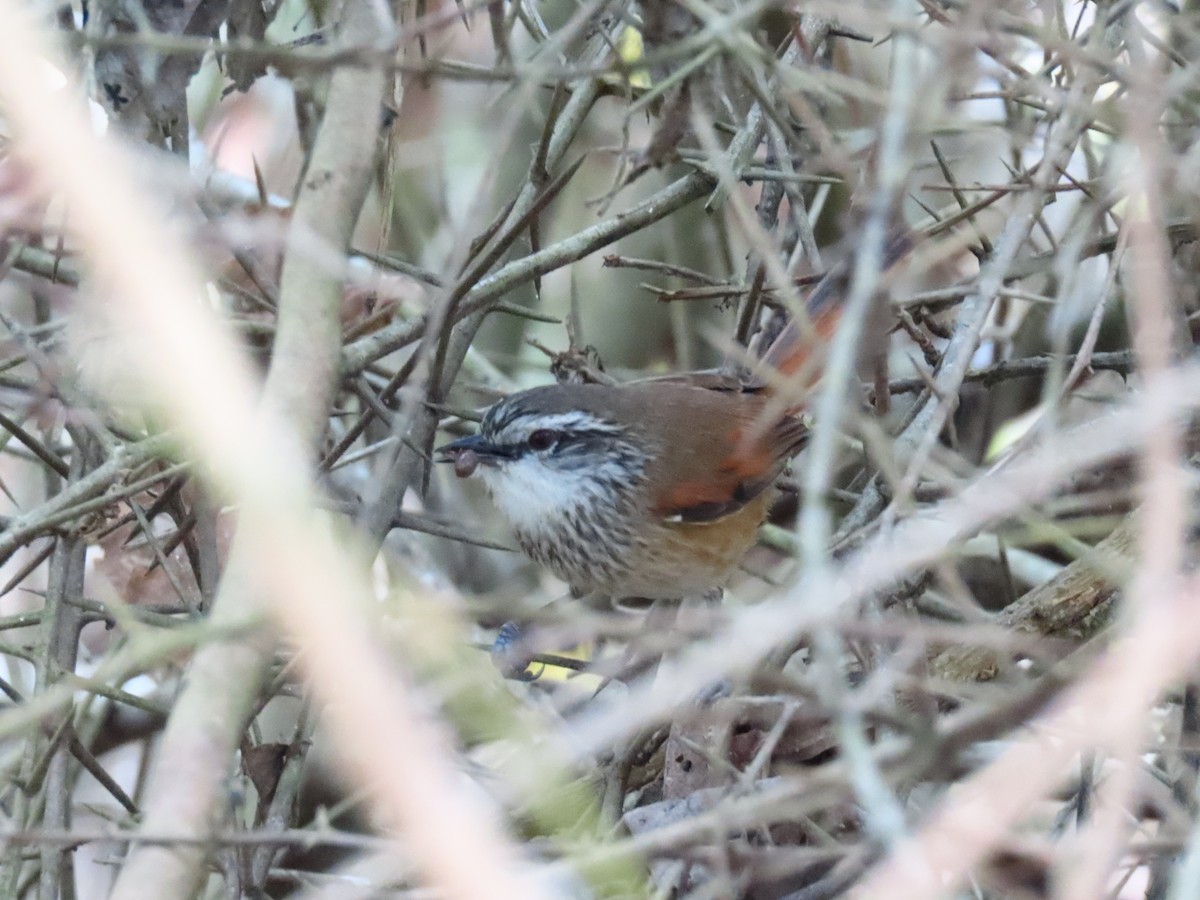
<box><xmin>986</xmin><ymin>404</ymin><xmax>1044</xmax><ymax>460</ymax></box>
<box><xmin>525</xmin><ymin>642</ymin><xmax>598</xmax><ymax>687</ymax></box>
<box><xmin>615</xmin><ymin>25</ymin><xmax>652</xmax><ymax>90</ymax></box>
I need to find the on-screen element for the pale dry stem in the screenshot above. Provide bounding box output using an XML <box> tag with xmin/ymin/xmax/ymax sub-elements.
<box><xmin>0</xmin><ymin>5</ymin><xmax>546</xmax><ymax>900</ymax></box>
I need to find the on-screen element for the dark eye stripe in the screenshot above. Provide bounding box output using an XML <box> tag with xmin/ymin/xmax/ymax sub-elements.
<box><xmin>485</xmin><ymin>428</ymin><xmax>616</xmax><ymax>460</ymax></box>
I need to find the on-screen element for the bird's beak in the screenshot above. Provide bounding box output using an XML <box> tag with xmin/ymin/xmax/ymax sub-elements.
<box><xmin>436</xmin><ymin>433</ymin><xmax>491</xmax><ymax>461</ymax></box>
<box><xmin>435</xmin><ymin>434</ymin><xmax>511</xmax><ymax>474</ymax></box>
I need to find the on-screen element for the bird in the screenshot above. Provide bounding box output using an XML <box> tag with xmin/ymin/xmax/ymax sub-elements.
<box><xmin>437</xmin><ymin>235</ymin><xmax>910</xmax><ymax>603</ymax></box>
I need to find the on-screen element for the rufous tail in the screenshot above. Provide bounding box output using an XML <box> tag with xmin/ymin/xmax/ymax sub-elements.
<box><xmin>757</xmin><ymin>229</ymin><xmax>914</xmax><ymax>401</ymax></box>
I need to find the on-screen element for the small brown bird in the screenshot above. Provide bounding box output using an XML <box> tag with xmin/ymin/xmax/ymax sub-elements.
<box><xmin>438</xmin><ymin>237</ymin><xmax>907</xmax><ymax>601</ymax></box>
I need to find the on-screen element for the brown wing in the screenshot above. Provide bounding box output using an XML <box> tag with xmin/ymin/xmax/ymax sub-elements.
<box><xmin>619</xmin><ymin>383</ymin><xmax>806</xmax><ymax>524</ymax></box>
<box><xmin>656</xmin><ymin>416</ymin><xmax>807</xmax><ymax>523</ymax></box>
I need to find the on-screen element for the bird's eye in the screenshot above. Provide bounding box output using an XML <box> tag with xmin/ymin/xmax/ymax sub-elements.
<box><xmin>527</xmin><ymin>429</ymin><xmax>558</xmax><ymax>451</ymax></box>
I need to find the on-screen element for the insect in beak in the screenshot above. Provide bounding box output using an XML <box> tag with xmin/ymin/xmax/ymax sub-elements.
<box><xmin>435</xmin><ymin>434</ymin><xmax>510</xmax><ymax>478</ymax></box>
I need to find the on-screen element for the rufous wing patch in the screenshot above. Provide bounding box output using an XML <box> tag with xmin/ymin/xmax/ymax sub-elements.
<box><xmin>653</xmin><ymin>424</ymin><xmax>792</xmax><ymax>524</ymax></box>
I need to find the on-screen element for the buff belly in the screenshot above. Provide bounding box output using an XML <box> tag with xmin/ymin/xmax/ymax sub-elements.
<box><xmin>612</xmin><ymin>490</ymin><xmax>774</xmax><ymax>600</ymax></box>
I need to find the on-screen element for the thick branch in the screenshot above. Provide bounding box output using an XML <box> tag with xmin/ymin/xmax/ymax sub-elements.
<box><xmin>105</xmin><ymin>3</ymin><xmax>390</xmax><ymax>897</ymax></box>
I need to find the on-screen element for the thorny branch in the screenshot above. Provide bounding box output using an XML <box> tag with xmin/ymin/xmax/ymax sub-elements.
<box><xmin>0</xmin><ymin>1</ymin><xmax>1197</xmax><ymax>898</ymax></box>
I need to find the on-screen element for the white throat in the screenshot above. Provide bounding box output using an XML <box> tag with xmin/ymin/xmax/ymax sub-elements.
<box><xmin>476</xmin><ymin>457</ymin><xmax>599</xmax><ymax>535</ymax></box>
